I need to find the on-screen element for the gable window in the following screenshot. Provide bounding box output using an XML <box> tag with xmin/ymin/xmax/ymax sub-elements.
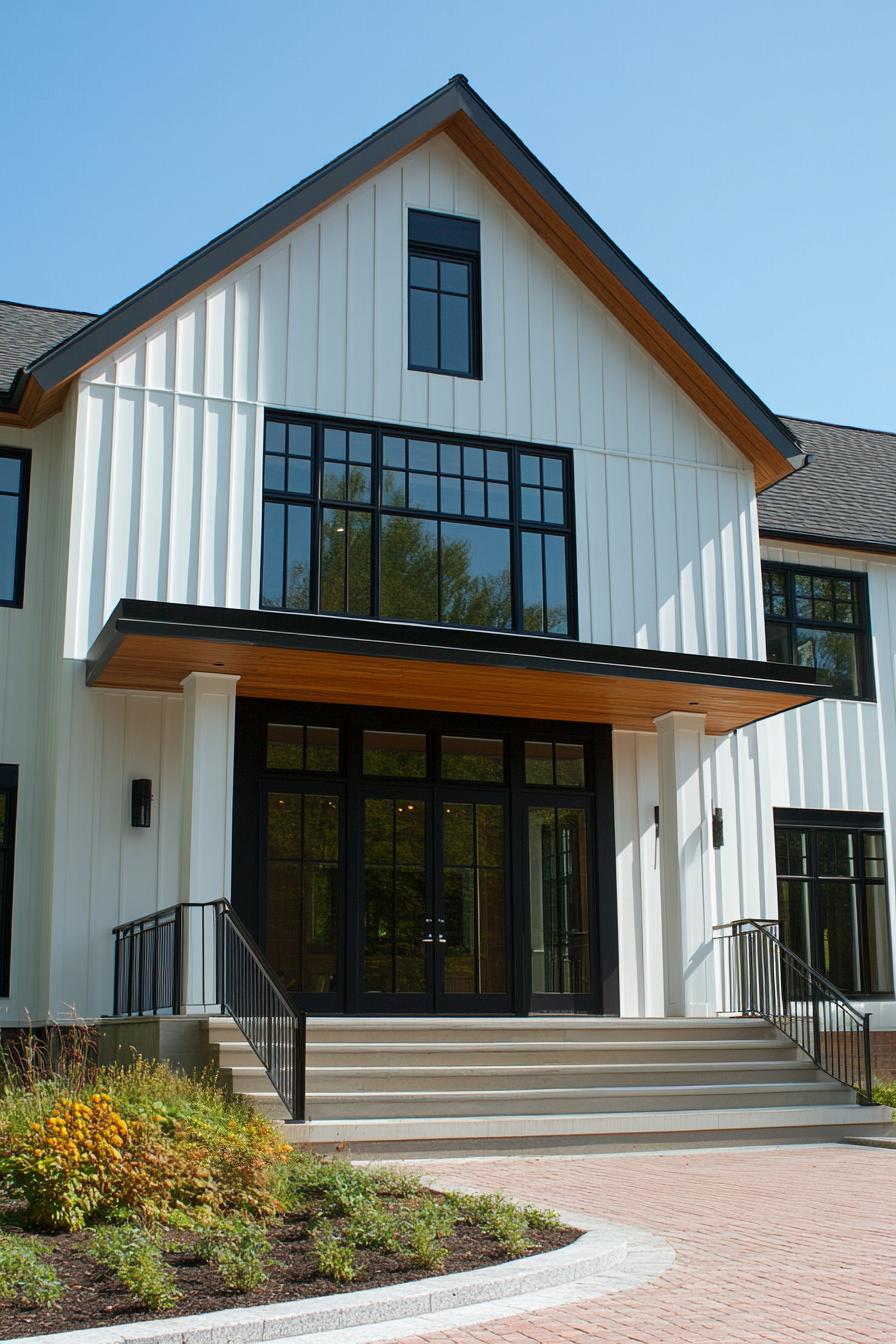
<box><xmin>408</xmin><ymin>209</ymin><xmax>481</xmax><ymax>378</ymax></box>
<box><xmin>762</xmin><ymin>562</ymin><xmax>872</xmax><ymax>699</ymax></box>
<box><xmin>260</xmin><ymin>414</ymin><xmax>575</xmax><ymax>637</ymax></box>
<box><xmin>0</xmin><ymin>449</ymin><xmax>30</xmax><ymax>608</ymax></box>
<box><xmin>775</xmin><ymin>810</ymin><xmax>893</xmax><ymax>997</ymax></box>
<box><xmin>0</xmin><ymin>766</ymin><xmax>18</xmax><ymax>997</ymax></box>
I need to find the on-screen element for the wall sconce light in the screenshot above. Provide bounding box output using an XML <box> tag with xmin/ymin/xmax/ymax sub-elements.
<box><xmin>654</xmin><ymin>805</ymin><xmax>660</xmax><ymax>839</ymax></box>
<box><xmin>131</xmin><ymin>779</ymin><xmax>153</xmax><ymax>828</ymax></box>
<box><xmin>712</xmin><ymin>806</ymin><xmax>724</xmax><ymax>849</ymax></box>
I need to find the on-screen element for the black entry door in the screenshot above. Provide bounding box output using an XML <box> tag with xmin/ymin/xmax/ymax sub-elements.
<box><xmin>524</xmin><ymin>795</ymin><xmax>599</xmax><ymax>1012</ymax></box>
<box><xmin>354</xmin><ymin>785</ymin><xmax>513</xmax><ymax>1013</ymax></box>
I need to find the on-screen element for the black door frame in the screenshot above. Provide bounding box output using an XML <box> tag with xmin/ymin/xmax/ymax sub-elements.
<box><xmin>232</xmin><ymin>699</ymin><xmax>620</xmax><ymax>1016</ymax></box>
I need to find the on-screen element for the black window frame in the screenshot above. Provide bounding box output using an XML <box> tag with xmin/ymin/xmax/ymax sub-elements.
<box><xmin>0</xmin><ymin>764</ymin><xmax>18</xmax><ymax>998</ymax></box>
<box><xmin>0</xmin><ymin>448</ymin><xmax>31</xmax><ymax>609</ymax></box>
<box><xmin>407</xmin><ymin>209</ymin><xmax>482</xmax><ymax>380</ymax></box>
<box><xmin>260</xmin><ymin>412</ymin><xmax>578</xmax><ymax>640</ymax></box>
<box><xmin>774</xmin><ymin>807</ymin><xmax>894</xmax><ymax>999</ymax></box>
<box><xmin>761</xmin><ymin>560</ymin><xmax>874</xmax><ymax>701</ymax></box>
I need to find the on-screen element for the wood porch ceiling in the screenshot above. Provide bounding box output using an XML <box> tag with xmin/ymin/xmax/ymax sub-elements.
<box><xmin>86</xmin><ymin>601</ymin><xmax>824</xmax><ymax>736</ymax></box>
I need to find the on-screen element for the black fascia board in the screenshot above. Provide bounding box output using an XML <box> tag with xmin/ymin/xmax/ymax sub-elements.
<box><xmin>24</xmin><ymin>75</ymin><xmax>801</xmax><ymax>473</ymax></box>
<box><xmin>86</xmin><ymin>599</ymin><xmax>823</xmax><ymax>703</ymax></box>
<box><xmin>759</xmin><ymin>527</ymin><xmax>896</xmax><ymax>558</ymax></box>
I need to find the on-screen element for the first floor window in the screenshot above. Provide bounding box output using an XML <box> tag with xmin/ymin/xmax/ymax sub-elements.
<box><xmin>260</xmin><ymin>414</ymin><xmax>574</xmax><ymax>637</ymax></box>
<box><xmin>762</xmin><ymin>562</ymin><xmax>872</xmax><ymax>699</ymax></box>
<box><xmin>0</xmin><ymin>766</ymin><xmax>18</xmax><ymax>997</ymax></box>
<box><xmin>775</xmin><ymin>809</ymin><xmax>894</xmax><ymax>996</ymax></box>
<box><xmin>0</xmin><ymin>450</ymin><xmax>30</xmax><ymax>607</ymax></box>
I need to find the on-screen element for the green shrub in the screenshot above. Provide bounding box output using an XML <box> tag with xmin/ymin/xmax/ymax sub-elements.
<box><xmin>345</xmin><ymin>1202</ymin><xmax>402</xmax><ymax>1252</ymax></box>
<box><xmin>195</xmin><ymin>1218</ymin><xmax>270</xmax><ymax>1292</ymax></box>
<box><xmin>278</xmin><ymin>1152</ymin><xmax>378</xmax><ymax>1218</ymax></box>
<box><xmin>872</xmin><ymin>1079</ymin><xmax>896</xmax><ymax>1107</ymax></box>
<box><xmin>0</xmin><ymin>1233</ymin><xmax>63</xmax><ymax>1308</ymax></box>
<box><xmin>449</xmin><ymin>1192</ymin><xmax>533</xmax><ymax>1256</ymax></box>
<box><xmin>521</xmin><ymin>1204</ymin><xmax>560</xmax><ymax>1231</ymax></box>
<box><xmin>370</xmin><ymin>1165</ymin><xmax>422</xmax><ymax>1199</ymax></box>
<box><xmin>311</xmin><ymin>1221</ymin><xmax>356</xmax><ymax>1282</ymax></box>
<box><xmin>89</xmin><ymin>1224</ymin><xmax>180</xmax><ymax>1312</ymax></box>
<box><xmin>399</xmin><ymin>1196</ymin><xmax>456</xmax><ymax>1272</ymax></box>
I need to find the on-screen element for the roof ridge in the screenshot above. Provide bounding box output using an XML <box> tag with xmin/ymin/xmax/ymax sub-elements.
<box><xmin>0</xmin><ymin>297</ymin><xmax>97</xmax><ymax>318</ymax></box>
<box><xmin>780</xmin><ymin>413</ymin><xmax>896</xmax><ymax>439</ymax></box>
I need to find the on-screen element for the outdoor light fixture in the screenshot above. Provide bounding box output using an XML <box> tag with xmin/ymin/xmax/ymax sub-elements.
<box><xmin>130</xmin><ymin>779</ymin><xmax>153</xmax><ymax>828</ymax></box>
<box><xmin>712</xmin><ymin>807</ymin><xmax>724</xmax><ymax>849</ymax></box>
<box><xmin>654</xmin><ymin>805</ymin><xmax>660</xmax><ymax>839</ymax></box>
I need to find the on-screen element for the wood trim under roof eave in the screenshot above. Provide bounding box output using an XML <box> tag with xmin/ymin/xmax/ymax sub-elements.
<box><xmin>443</xmin><ymin>113</ymin><xmax>791</xmax><ymax>493</ymax></box>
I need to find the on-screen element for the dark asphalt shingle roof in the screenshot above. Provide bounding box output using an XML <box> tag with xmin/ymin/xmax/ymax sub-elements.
<box><xmin>0</xmin><ymin>299</ymin><xmax>96</xmax><ymax>403</ymax></box>
<box><xmin>758</xmin><ymin>416</ymin><xmax>896</xmax><ymax>554</ymax></box>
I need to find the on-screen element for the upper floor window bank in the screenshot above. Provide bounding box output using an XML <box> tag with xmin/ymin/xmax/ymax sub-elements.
<box><xmin>260</xmin><ymin>414</ymin><xmax>574</xmax><ymax>637</ymax></box>
<box><xmin>762</xmin><ymin>561</ymin><xmax>873</xmax><ymax>700</ymax></box>
<box><xmin>0</xmin><ymin>449</ymin><xmax>30</xmax><ymax>608</ymax></box>
<box><xmin>408</xmin><ymin>210</ymin><xmax>481</xmax><ymax>379</ymax></box>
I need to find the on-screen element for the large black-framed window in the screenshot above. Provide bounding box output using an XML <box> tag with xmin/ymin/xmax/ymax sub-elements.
<box><xmin>0</xmin><ymin>449</ymin><xmax>31</xmax><ymax>608</ymax></box>
<box><xmin>408</xmin><ymin>209</ymin><xmax>481</xmax><ymax>379</ymax></box>
<box><xmin>260</xmin><ymin>413</ymin><xmax>576</xmax><ymax>638</ymax></box>
<box><xmin>0</xmin><ymin>765</ymin><xmax>18</xmax><ymax>997</ymax></box>
<box><xmin>762</xmin><ymin>561</ymin><xmax>873</xmax><ymax>700</ymax></box>
<box><xmin>774</xmin><ymin>809</ymin><xmax>894</xmax><ymax>998</ymax></box>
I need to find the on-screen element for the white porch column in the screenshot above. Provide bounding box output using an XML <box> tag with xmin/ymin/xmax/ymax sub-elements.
<box><xmin>179</xmin><ymin>672</ymin><xmax>240</xmax><ymax>907</ymax></box>
<box><xmin>654</xmin><ymin>711</ymin><xmax>715</xmax><ymax>1018</ymax></box>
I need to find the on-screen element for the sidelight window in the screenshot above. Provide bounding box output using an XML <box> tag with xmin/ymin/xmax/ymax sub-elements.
<box><xmin>260</xmin><ymin>415</ymin><xmax>575</xmax><ymax>636</ymax></box>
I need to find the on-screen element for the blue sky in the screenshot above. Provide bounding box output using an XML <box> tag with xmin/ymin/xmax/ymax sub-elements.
<box><xmin>2</xmin><ymin>1</ymin><xmax>893</xmax><ymax>429</ymax></box>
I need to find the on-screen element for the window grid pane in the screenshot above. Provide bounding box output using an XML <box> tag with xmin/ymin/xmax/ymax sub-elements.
<box><xmin>0</xmin><ymin>452</ymin><xmax>26</xmax><ymax>608</ymax></box>
<box><xmin>761</xmin><ymin>563</ymin><xmax>870</xmax><ymax>699</ymax></box>
<box><xmin>261</xmin><ymin>418</ymin><xmax>573</xmax><ymax>637</ymax></box>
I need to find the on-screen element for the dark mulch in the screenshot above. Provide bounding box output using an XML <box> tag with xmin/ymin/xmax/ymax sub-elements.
<box><xmin>0</xmin><ymin>1207</ymin><xmax>578</xmax><ymax>1340</ymax></box>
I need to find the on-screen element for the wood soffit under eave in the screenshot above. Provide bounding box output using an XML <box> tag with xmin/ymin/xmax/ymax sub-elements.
<box><xmin>8</xmin><ymin>110</ymin><xmax>793</xmax><ymax>489</ymax></box>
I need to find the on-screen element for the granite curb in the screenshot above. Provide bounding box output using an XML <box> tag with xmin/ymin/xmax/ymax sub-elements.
<box><xmin>7</xmin><ymin>1219</ymin><xmax>626</xmax><ymax>1344</ymax></box>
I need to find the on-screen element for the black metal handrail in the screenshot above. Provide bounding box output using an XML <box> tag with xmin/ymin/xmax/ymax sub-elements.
<box><xmin>714</xmin><ymin>918</ymin><xmax>874</xmax><ymax>1104</ymax></box>
<box><xmin>112</xmin><ymin>901</ymin><xmax>306</xmax><ymax>1122</ymax></box>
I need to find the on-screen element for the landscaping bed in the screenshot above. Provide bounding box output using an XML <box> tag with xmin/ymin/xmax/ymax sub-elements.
<box><xmin>0</xmin><ymin>1030</ymin><xmax>575</xmax><ymax>1339</ymax></box>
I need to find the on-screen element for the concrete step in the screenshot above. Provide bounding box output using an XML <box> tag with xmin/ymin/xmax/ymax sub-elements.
<box><xmin>301</xmin><ymin>1039</ymin><xmax>802</xmax><ymax>1068</ymax></box>
<box><xmin>305</xmin><ymin>1080</ymin><xmax>852</xmax><ymax>1119</ymax></box>
<box><xmin>224</xmin><ymin>1058</ymin><xmax>826</xmax><ymax>1095</ymax></box>
<box><xmin>281</xmin><ymin>1103</ymin><xmax>894</xmax><ymax>1157</ymax></box>
<box><xmin>299</xmin><ymin>1016</ymin><xmax>783</xmax><ymax>1045</ymax></box>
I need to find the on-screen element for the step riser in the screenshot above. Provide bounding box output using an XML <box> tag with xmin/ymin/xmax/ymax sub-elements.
<box><xmin>299</xmin><ymin>1065</ymin><xmax>826</xmax><ymax>1091</ymax></box>
<box><xmin>300</xmin><ymin>1045</ymin><xmax>800</xmax><ymax>1068</ymax></box>
<box><xmin>295</xmin><ymin>1122</ymin><xmax>893</xmax><ymax>1158</ymax></box>
<box><xmin>302</xmin><ymin>1024</ymin><xmax>781</xmax><ymax>1045</ymax></box>
<box><xmin>305</xmin><ymin>1086</ymin><xmax>852</xmax><ymax>1119</ymax></box>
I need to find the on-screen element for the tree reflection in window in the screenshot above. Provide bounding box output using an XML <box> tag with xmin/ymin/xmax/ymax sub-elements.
<box><xmin>261</xmin><ymin>417</ymin><xmax>572</xmax><ymax>636</ymax></box>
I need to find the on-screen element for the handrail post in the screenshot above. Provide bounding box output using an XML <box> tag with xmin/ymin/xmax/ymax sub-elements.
<box><xmin>736</xmin><ymin>927</ymin><xmax>748</xmax><ymax>1015</ymax></box>
<box><xmin>861</xmin><ymin>1012</ymin><xmax>874</xmax><ymax>1105</ymax></box>
<box><xmin>293</xmin><ymin>1012</ymin><xmax>305</xmax><ymax>1123</ymax></box>
<box><xmin>811</xmin><ymin>979</ymin><xmax>821</xmax><ymax>1067</ymax></box>
<box><xmin>172</xmin><ymin>904</ymin><xmax>187</xmax><ymax>1015</ymax></box>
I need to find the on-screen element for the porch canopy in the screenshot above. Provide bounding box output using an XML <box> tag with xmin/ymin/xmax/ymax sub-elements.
<box><xmin>86</xmin><ymin>600</ymin><xmax>824</xmax><ymax>735</ymax></box>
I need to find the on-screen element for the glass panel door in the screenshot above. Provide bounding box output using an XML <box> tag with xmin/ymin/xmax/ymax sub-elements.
<box><xmin>437</xmin><ymin>796</ymin><xmax>511</xmax><ymax>1011</ymax></box>
<box><xmin>527</xmin><ymin>804</ymin><xmax>593</xmax><ymax>1007</ymax></box>
<box><xmin>263</xmin><ymin>788</ymin><xmax>341</xmax><ymax>1005</ymax></box>
<box><xmin>359</xmin><ymin>792</ymin><xmax>431</xmax><ymax>1010</ymax></box>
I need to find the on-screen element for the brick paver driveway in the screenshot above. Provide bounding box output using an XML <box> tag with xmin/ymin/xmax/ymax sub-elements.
<box><xmin>398</xmin><ymin>1145</ymin><xmax>896</xmax><ymax>1344</ymax></box>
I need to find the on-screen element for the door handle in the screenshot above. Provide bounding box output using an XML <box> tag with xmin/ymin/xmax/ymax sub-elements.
<box><xmin>422</xmin><ymin>916</ymin><xmax>434</xmax><ymax>945</ymax></box>
<box><xmin>436</xmin><ymin>916</ymin><xmax>447</xmax><ymax>945</ymax></box>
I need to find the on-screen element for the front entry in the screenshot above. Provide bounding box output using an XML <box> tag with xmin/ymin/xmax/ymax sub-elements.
<box><xmin>232</xmin><ymin>703</ymin><xmax>617</xmax><ymax>1015</ymax></box>
<box><xmin>358</xmin><ymin>787</ymin><xmax>510</xmax><ymax>1013</ymax></box>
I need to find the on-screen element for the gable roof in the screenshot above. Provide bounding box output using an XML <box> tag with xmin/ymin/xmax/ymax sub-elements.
<box><xmin>0</xmin><ymin>75</ymin><xmax>803</xmax><ymax>488</ymax></box>
<box><xmin>0</xmin><ymin>300</ymin><xmax>96</xmax><ymax>408</ymax></box>
<box><xmin>758</xmin><ymin>416</ymin><xmax>896</xmax><ymax>554</ymax></box>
